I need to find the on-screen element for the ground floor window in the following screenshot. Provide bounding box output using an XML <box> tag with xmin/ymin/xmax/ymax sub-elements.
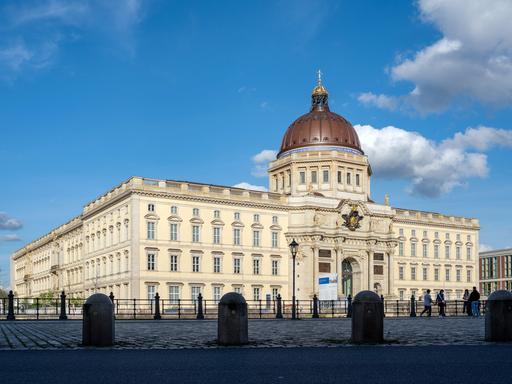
<box><xmin>168</xmin><ymin>285</ymin><xmax>180</xmax><ymax>304</ymax></box>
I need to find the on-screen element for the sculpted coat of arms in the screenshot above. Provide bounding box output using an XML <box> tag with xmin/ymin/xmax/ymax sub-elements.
<box><xmin>342</xmin><ymin>205</ymin><xmax>363</xmax><ymax>231</ymax></box>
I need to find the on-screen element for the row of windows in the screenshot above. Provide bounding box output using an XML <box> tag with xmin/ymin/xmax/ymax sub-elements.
<box><xmin>298</xmin><ymin>169</ymin><xmax>361</xmax><ymax>186</ymax></box>
<box><xmin>147</xmin><ymin>253</ymin><xmax>281</xmax><ymax>275</ymax></box>
<box><xmin>398</xmin><ymin>242</ymin><xmax>472</xmax><ymax>260</ymax></box>
<box><xmin>481</xmin><ymin>255</ymin><xmax>512</xmax><ymax>279</ymax></box>
<box><xmin>148</xmin><ymin>222</ymin><xmax>281</xmax><ymax>247</ymax></box>
<box><xmin>399</xmin><ymin>228</ymin><xmax>472</xmax><ymax>242</ymax></box>
<box><xmin>398</xmin><ymin>265</ymin><xmax>472</xmax><ymax>283</ymax></box>
<box><xmin>147</xmin><ymin>284</ymin><xmax>281</xmax><ymax>303</ymax></box>
<box><xmin>149</xmin><ymin>204</ymin><xmax>279</xmax><ymax>224</ymax></box>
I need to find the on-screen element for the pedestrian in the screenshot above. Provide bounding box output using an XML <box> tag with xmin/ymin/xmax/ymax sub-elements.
<box><xmin>420</xmin><ymin>289</ymin><xmax>433</xmax><ymax>317</ymax></box>
<box><xmin>436</xmin><ymin>289</ymin><xmax>446</xmax><ymax>317</ymax></box>
<box><xmin>468</xmin><ymin>286</ymin><xmax>480</xmax><ymax>317</ymax></box>
<box><xmin>462</xmin><ymin>289</ymin><xmax>470</xmax><ymax>314</ymax></box>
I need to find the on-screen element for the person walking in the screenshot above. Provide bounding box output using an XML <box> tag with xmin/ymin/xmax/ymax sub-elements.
<box><xmin>436</xmin><ymin>289</ymin><xmax>446</xmax><ymax>317</ymax></box>
<box><xmin>468</xmin><ymin>286</ymin><xmax>480</xmax><ymax>317</ymax></box>
<box><xmin>463</xmin><ymin>289</ymin><xmax>470</xmax><ymax>315</ymax></box>
<box><xmin>420</xmin><ymin>289</ymin><xmax>433</xmax><ymax>317</ymax></box>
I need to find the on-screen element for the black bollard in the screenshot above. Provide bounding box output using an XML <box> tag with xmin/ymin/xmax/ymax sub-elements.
<box><xmin>351</xmin><ymin>291</ymin><xmax>384</xmax><ymax>343</ymax></box>
<box><xmin>312</xmin><ymin>295</ymin><xmax>319</xmax><ymax>318</ymax></box>
<box><xmin>217</xmin><ymin>293</ymin><xmax>248</xmax><ymax>345</ymax></box>
<box><xmin>6</xmin><ymin>290</ymin><xmax>15</xmax><ymax>321</ymax></box>
<box><xmin>485</xmin><ymin>290</ymin><xmax>512</xmax><ymax>342</ymax></box>
<box><xmin>275</xmin><ymin>294</ymin><xmax>283</xmax><ymax>319</ymax></box>
<box><xmin>82</xmin><ymin>293</ymin><xmax>115</xmax><ymax>347</ymax></box>
<box><xmin>346</xmin><ymin>295</ymin><xmax>352</xmax><ymax>318</ymax></box>
<box><xmin>196</xmin><ymin>293</ymin><xmax>205</xmax><ymax>320</ymax></box>
<box><xmin>410</xmin><ymin>295</ymin><xmax>416</xmax><ymax>317</ymax></box>
<box><xmin>154</xmin><ymin>292</ymin><xmax>162</xmax><ymax>320</ymax></box>
<box><xmin>59</xmin><ymin>291</ymin><xmax>68</xmax><ymax>320</ymax></box>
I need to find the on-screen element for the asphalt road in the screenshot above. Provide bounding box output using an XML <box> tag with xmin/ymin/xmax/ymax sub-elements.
<box><xmin>1</xmin><ymin>345</ymin><xmax>512</xmax><ymax>383</ymax></box>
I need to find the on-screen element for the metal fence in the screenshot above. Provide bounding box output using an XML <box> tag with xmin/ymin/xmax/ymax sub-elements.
<box><xmin>0</xmin><ymin>293</ymin><xmax>486</xmax><ymax>320</ymax></box>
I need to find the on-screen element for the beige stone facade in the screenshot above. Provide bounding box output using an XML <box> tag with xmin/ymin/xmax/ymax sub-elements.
<box><xmin>10</xmin><ymin>81</ymin><xmax>480</xmax><ymax>302</ymax></box>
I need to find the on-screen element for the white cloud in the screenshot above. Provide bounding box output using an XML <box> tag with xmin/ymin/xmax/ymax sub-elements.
<box><xmin>358</xmin><ymin>92</ymin><xmax>398</xmax><ymax>110</ymax></box>
<box><xmin>355</xmin><ymin>124</ymin><xmax>512</xmax><ymax>197</ymax></box>
<box><xmin>0</xmin><ymin>0</ymin><xmax>146</xmax><ymax>78</ymax></box>
<box><xmin>479</xmin><ymin>243</ymin><xmax>494</xmax><ymax>252</ymax></box>
<box><xmin>363</xmin><ymin>0</ymin><xmax>512</xmax><ymax>112</ymax></box>
<box><xmin>0</xmin><ymin>234</ymin><xmax>22</xmax><ymax>242</ymax></box>
<box><xmin>0</xmin><ymin>213</ymin><xmax>23</xmax><ymax>230</ymax></box>
<box><xmin>232</xmin><ymin>182</ymin><xmax>268</xmax><ymax>192</ymax></box>
<box><xmin>251</xmin><ymin>149</ymin><xmax>277</xmax><ymax>177</ymax></box>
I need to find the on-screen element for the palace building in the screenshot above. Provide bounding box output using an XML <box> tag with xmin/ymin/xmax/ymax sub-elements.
<box><xmin>11</xmin><ymin>75</ymin><xmax>480</xmax><ymax>302</ymax></box>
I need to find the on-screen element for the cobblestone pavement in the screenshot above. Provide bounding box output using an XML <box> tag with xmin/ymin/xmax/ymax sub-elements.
<box><xmin>0</xmin><ymin>317</ymin><xmax>486</xmax><ymax>350</ymax></box>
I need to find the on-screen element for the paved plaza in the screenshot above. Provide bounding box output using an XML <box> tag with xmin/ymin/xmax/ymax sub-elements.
<box><xmin>0</xmin><ymin>317</ymin><xmax>489</xmax><ymax>350</ymax></box>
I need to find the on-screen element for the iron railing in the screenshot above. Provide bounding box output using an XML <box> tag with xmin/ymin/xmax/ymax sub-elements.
<box><xmin>0</xmin><ymin>293</ymin><xmax>487</xmax><ymax>320</ymax></box>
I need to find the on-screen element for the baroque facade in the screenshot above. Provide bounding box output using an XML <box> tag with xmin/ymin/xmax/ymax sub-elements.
<box><xmin>11</xmin><ymin>76</ymin><xmax>480</xmax><ymax>302</ymax></box>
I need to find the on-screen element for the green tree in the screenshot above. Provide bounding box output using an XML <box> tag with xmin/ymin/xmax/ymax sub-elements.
<box><xmin>0</xmin><ymin>288</ymin><xmax>8</xmax><ymax>299</ymax></box>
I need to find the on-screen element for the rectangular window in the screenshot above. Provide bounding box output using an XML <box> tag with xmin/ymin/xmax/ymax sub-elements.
<box><xmin>411</xmin><ymin>243</ymin><xmax>416</xmax><ymax>257</ymax></box>
<box><xmin>272</xmin><ymin>215</ymin><xmax>278</xmax><ymax>224</ymax></box>
<box><xmin>272</xmin><ymin>288</ymin><xmax>279</xmax><ymax>300</ymax></box>
<box><xmin>170</xmin><ymin>223</ymin><xmax>178</xmax><ymax>241</ymax></box>
<box><xmin>253</xmin><ymin>214</ymin><xmax>260</xmax><ymax>222</ymax></box>
<box><xmin>272</xmin><ymin>259</ymin><xmax>279</xmax><ymax>275</ymax></box>
<box><xmin>147</xmin><ymin>253</ymin><xmax>156</xmax><ymax>271</ymax></box>
<box><xmin>233</xmin><ymin>258</ymin><xmax>241</xmax><ymax>274</ymax></box>
<box><xmin>445</xmin><ymin>233</ymin><xmax>450</xmax><ymax>240</ymax></box>
<box><xmin>213</xmin><ymin>227</ymin><xmax>221</xmax><ymax>244</ymax></box>
<box><xmin>456</xmin><ymin>246</ymin><xmax>461</xmax><ymax>259</ymax></box>
<box><xmin>213</xmin><ymin>256</ymin><xmax>221</xmax><ymax>273</ymax></box>
<box><xmin>213</xmin><ymin>286</ymin><xmax>221</xmax><ymax>303</ymax></box>
<box><xmin>191</xmin><ymin>286</ymin><xmax>201</xmax><ymax>302</ymax></box>
<box><xmin>271</xmin><ymin>232</ymin><xmax>278</xmax><ymax>248</ymax></box>
<box><xmin>399</xmin><ymin>228</ymin><xmax>404</xmax><ymax>236</ymax></box>
<box><xmin>399</xmin><ymin>242</ymin><xmax>404</xmax><ymax>256</ymax></box>
<box><xmin>399</xmin><ymin>290</ymin><xmax>404</xmax><ymax>300</ymax></box>
<box><xmin>445</xmin><ymin>268</ymin><xmax>450</xmax><ymax>281</ymax></box>
<box><xmin>214</xmin><ymin>210</ymin><xmax>220</xmax><ymax>218</ymax></box>
<box><xmin>147</xmin><ymin>222</ymin><xmax>155</xmax><ymax>240</ymax></box>
<box><xmin>233</xmin><ymin>228</ymin><xmax>241</xmax><ymax>245</ymax></box>
<box><xmin>253</xmin><ymin>258</ymin><xmax>260</xmax><ymax>275</ymax></box>
<box><xmin>170</xmin><ymin>255</ymin><xmax>178</xmax><ymax>272</ymax></box>
<box><xmin>445</xmin><ymin>245</ymin><xmax>450</xmax><ymax>259</ymax></box>
<box><xmin>466</xmin><ymin>247</ymin><xmax>471</xmax><ymax>260</ymax></box>
<box><xmin>347</xmin><ymin>172</ymin><xmax>351</xmax><ymax>185</ymax></box>
<box><xmin>234</xmin><ymin>212</ymin><xmax>240</xmax><ymax>221</ymax></box>
<box><xmin>323</xmin><ymin>169</ymin><xmax>329</xmax><ymax>183</ymax></box>
<box><xmin>456</xmin><ymin>234</ymin><xmax>461</xmax><ymax>241</ymax></box>
<box><xmin>311</xmin><ymin>170</ymin><xmax>317</xmax><ymax>183</ymax></box>
<box><xmin>253</xmin><ymin>287</ymin><xmax>261</xmax><ymax>301</ymax></box>
<box><xmin>435</xmin><ymin>231</ymin><xmax>439</xmax><ymax>239</ymax></box>
<box><xmin>434</xmin><ymin>245</ymin><xmax>439</xmax><ymax>259</ymax></box>
<box><xmin>193</xmin><ymin>208</ymin><xmax>199</xmax><ymax>217</ymax></box>
<box><xmin>434</xmin><ymin>268</ymin><xmax>439</xmax><ymax>281</ymax></box>
<box><xmin>192</xmin><ymin>225</ymin><xmax>200</xmax><ymax>242</ymax></box>
<box><xmin>148</xmin><ymin>204</ymin><xmax>155</xmax><ymax>212</ymax></box>
<box><xmin>253</xmin><ymin>230</ymin><xmax>260</xmax><ymax>247</ymax></box>
<box><xmin>411</xmin><ymin>267</ymin><xmax>416</xmax><ymax>280</ymax></box>
<box><xmin>399</xmin><ymin>266</ymin><xmax>404</xmax><ymax>280</ymax></box>
<box><xmin>423</xmin><ymin>244</ymin><xmax>428</xmax><ymax>258</ymax></box>
<box><xmin>423</xmin><ymin>267</ymin><xmax>428</xmax><ymax>280</ymax></box>
<box><xmin>168</xmin><ymin>285</ymin><xmax>180</xmax><ymax>304</ymax></box>
<box><xmin>299</xmin><ymin>171</ymin><xmax>306</xmax><ymax>184</ymax></box>
<box><xmin>374</xmin><ymin>265</ymin><xmax>384</xmax><ymax>275</ymax></box>
<box><xmin>234</xmin><ymin>287</ymin><xmax>242</xmax><ymax>294</ymax></box>
<box><xmin>171</xmin><ymin>205</ymin><xmax>178</xmax><ymax>214</ymax></box>
<box><xmin>337</xmin><ymin>171</ymin><xmax>342</xmax><ymax>183</ymax></box>
<box><xmin>423</xmin><ymin>230</ymin><xmax>427</xmax><ymax>238</ymax></box>
<box><xmin>355</xmin><ymin>174</ymin><xmax>360</xmax><ymax>186</ymax></box>
<box><xmin>192</xmin><ymin>255</ymin><xmax>200</xmax><ymax>272</ymax></box>
<box><xmin>411</xmin><ymin>229</ymin><xmax>416</xmax><ymax>237</ymax></box>
<box><xmin>456</xmin><ymin>269</ymin><xmax>461</xmax><ymax>282</ymax></box>
<box><xmin>147</xmin><ymin>285</ymin><xmax>156</xmax><ymax>301</ymax></box>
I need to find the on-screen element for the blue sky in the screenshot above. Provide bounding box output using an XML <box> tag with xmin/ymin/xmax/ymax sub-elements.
<box><xmin>1</xmin><ymin>0</ymin><xmax>512</xmax><ymax>288</ymax></box>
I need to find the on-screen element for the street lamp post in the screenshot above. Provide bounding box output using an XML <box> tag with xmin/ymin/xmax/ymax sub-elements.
<box><xmin>289</xmin><ymin>239</ymin><xmax>299</xmax><ymax>320</ymax></box>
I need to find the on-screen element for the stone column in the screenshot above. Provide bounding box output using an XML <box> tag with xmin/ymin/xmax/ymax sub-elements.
<box><xmin>313</xmin><ymin>246</ymin><xmax>319</xmax><ymax>296</ymax></box>
<box><xmin>387</xmin><ymin>252</ymin><xmax>394</xmax><ymax>296</ymax></box>
<box><xmin>368</xmin><ymin>250</ymin><xmax>374</xmax><ymax>291</ymax></box>
<box><xmin>335</xmin><ymin>247</ymin><xmax>342</xmax><ymax>298</ymax></box>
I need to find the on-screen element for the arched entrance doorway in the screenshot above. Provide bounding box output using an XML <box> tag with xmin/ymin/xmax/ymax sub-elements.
<box><xmin>341</xmin><ymin>259</ymin><xmax>353</xmax><ymax>296</ymax></box>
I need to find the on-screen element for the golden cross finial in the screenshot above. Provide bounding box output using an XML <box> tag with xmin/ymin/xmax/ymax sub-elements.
<box><xmin>316</xmin><ymin>69</ymin><xmax>322</xmax><ymax>86</ymax></box>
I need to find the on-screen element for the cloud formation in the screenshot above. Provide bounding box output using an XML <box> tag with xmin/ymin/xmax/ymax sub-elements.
<box><xmin>355</xmin><ymin>124</ymin><xmax>512</xmax><ymax>197</ymax></box>
<box><xmin>0</xmin><ymin>234</ymin><xmax>22</xmax><ymax>242</ymax></box>
<box><xmin>251</xmin><ymin>149</ymin><xmax>277</xmax><ymax>177</ymax></box>
<box><xmin>360</xmin><ymin>0</ymin><xmax>512</xmax><ymax>113</ymax></box>
<box><xmin>0</xmin><ymin>0</ymin><xmax>146</xmax><ymax>78</ymax></box>
<box><xmin>358</xmin><ymin>92</ymin><xmax>398</xmax><ymax>110</ymax></box>
<box><xmin>232</xmin><ymin>182</ymin><xmax>268</xmax><ymax>192</ymax></box>
<box><xmin>0</xmin><ymin>212</ymin><xmax>23</xmax><ymax>230</ymax></box>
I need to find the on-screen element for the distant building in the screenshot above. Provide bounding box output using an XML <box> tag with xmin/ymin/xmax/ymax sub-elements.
<box><xmin>479</xmin><ymin>248</ymin><xmax>512</xmax><ymax>297</ymax></box>
<box><xmin>11</xmin><ymin>74</ymin><xmax>480</xmax><ymax>301</ymax></box>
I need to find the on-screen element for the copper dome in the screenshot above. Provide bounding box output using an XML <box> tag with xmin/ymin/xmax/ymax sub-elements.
<box><xmin>278</xmin><ymin>75</ymin><xmax>362</xmax><ymax>158</ymax></box>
